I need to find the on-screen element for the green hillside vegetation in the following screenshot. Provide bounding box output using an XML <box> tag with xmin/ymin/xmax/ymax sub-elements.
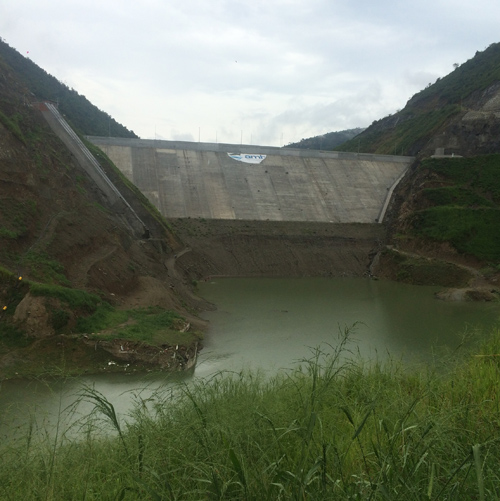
<box><xmin>345</xmin><ymin>104</ymin><xmax>461</xmax><ymax>156</ymax></box>
<box><xmin>335</xmin><ymin>42</ymin><xmax>500</xmax><ymax>155</ymax></box>
<box><xmin>410</xmin><ymin>154</ymin><xmax>500</xmax><ymax>262</ymax></box>
<box><xmin>409</xmin><ymin>44</ymin><xmax>500</xmax><ymax>109</ymax></box>
<box><xmin>286</xmin><ymin>128</ymin><xmax>364</xmax><ymax>150</ymax></box>
<box><xmin>0</xmin><ymin>38</ymin><xmax>138</xmax><ymax>138</ymax></box>
<box><xmin>1</xmin><ymin>331</ymin><xmax>500</xmax><ymax>499</ymax></box>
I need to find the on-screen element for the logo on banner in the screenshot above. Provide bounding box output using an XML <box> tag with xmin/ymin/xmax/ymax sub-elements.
<box><xmin>228</xmin><ymin>153</ymin><xmax>266</xmax><ymax>164</ymax></box>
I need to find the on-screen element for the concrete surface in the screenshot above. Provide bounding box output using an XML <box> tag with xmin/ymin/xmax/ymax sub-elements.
<box><xmin>89</xmin><ymin>137</ymin><xmax>413</xmax><ymax>223</ymax></box>
<box><xmin>39</xmin><ymin>103</ymin><xmax>147</xmax><ymax>236</ymax></box>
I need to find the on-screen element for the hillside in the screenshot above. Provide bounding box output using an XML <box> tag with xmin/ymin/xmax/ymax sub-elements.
<box><xmin>286</xmin><ymin>127</ymin><xmax>364</xmax><ymax>150</ymax></box>
<box><xmin>335</xmin><ymin>42</ymin><xmax>500</xmax><ymax>157</ymax></box>
<box><xmin>0</xmin><ymin>49</ymin><xmax>208</xmax><ymax>378</ymax></box>
<box><xmin>323</xmin><ymin>42</ymin><xmax>500</xmax><ymax>292</ymax></box>
<box><xmin>0</xmin><ymin>38</ymin><xmax>138</xmax><ymax>139</ymax></box>
<box><xmin>377</xmin><ymin>153</ymin><xmax>500</xmax><ymax>292</ymax></box>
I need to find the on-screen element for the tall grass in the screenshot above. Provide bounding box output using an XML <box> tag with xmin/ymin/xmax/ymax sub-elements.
<box><xmin>1</xmin><ymin>327</ymin><xmax>500</xmax><ymax>499</ymax></box>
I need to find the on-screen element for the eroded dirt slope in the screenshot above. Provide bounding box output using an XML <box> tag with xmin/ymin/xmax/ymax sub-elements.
<box><xmin>0</xmin><ymin>62</ymin><xmax>209</xmax><ymax>376</ymax></box>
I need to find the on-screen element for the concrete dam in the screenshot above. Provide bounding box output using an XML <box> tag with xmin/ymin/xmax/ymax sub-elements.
<box><xmin>88</xmin><ymin>138</ymin><xmax>413</xmax><ymax>224</ymax></box>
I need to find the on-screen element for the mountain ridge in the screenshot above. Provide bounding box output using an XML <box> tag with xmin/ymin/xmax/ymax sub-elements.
<box><xmin>334</xmin><ymin>42</ymin><xmax>500</xmax><ymax>157</ymax></box>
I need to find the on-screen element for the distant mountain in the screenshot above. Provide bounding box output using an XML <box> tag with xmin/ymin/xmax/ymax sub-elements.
<box><xmin>286</xmin><ymin>128</ymin><xmax>365</xmax><ymax>150</ymax></box>
<box><xmin>336</xmin><ymin>42</ymin><xmax>500</xmax><ymax>157</ymax></box>
<box><xmin>0</xmin><ymin>38</ymin><xmax>138</xmax><ymax>138</ymax></box>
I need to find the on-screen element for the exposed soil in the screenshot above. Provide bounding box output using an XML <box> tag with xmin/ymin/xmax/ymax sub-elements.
<box><xmin>0</xmin><ymin>334</ymin><xmax>198</xmax><ymax>379</ymax></box>
<box><xmin>0</xmin><ymin>66</ymin><xmax>211</xmax><ymax>378</ymax></box>
<box><xmin>168</xmin><ymin>219</ymin><xmax>386</xmax><ymax>280</ymax></box>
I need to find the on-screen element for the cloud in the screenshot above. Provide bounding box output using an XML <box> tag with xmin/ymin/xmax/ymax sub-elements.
<box><xmin>1</xmin><ymin>0</ymin><xmax>500</xmax><ymax>145</ymax></box>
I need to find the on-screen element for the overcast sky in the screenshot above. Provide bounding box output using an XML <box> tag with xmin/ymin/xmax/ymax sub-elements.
<box><xmin>1</xmin><ymin>1</ymin><xmax>499</xmax><ymax>146</ymax></box>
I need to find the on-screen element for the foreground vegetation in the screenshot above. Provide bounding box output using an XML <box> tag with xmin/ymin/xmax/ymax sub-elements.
<box><xmin>1</xmin><ymin>327</ymin><xmax>500</xmax><ymax>500</ymax></box>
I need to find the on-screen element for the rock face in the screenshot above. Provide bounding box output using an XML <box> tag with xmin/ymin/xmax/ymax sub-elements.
<box><xmin>13</xmin><ymin>293</ymin><xmax>54</xmax><ymax>337</ymax></box>
<box><xmin>435</xmin><ymin>288</ymin><xmax>499</xmax><ymax>302</ymax></box>
<box><xmin>428</xmin><ymin>83</ymin><xmax>500</xmax><ymax>157</ymax></box>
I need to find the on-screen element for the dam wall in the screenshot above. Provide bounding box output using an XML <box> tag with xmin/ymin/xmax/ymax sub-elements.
<box><xmin>88</xmin><ymin>137</ymin><xmax>413</xmax><ymax>224</ymax></box>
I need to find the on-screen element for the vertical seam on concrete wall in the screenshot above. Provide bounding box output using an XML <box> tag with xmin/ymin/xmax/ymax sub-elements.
<box><xmin>377</xmin><ymin>168</ymin><xmax>409</xmax><ymax>224</ymax></box>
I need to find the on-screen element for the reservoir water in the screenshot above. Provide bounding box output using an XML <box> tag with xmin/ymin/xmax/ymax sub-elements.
<box><xmin>196</xmin><ymin>277</ymin><xmax>499</xmax><ymax>374</ymax></box>
<box><xmin>1</xmin><ymin>277</ymin><xmax>498</xmax><ymax>441</ymax></box>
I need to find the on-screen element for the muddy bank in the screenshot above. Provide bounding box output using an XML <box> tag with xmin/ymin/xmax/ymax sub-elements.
<box><xmin>86</xmin><ymin>337</ymin><xmax>199</xmax><ymax>371</ymax></box>
<box><xmin>0</xmin><ymin>334</ymin><xmax>200</xmax><ymax>380</ymax></box>
<box><xmin>435</xmin><ymin>288</ymin><xmax>500</xmax><ymax>302</ymax></box>
<box><xmin>168</xmin><ymin>219</ymin><xmax>386</xmax><ymax>279</ymax></box>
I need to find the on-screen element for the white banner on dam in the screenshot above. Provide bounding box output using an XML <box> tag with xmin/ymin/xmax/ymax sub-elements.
<box><xmin>228</xmin><ymin>153</ymin><xmax>266</xmax><ymax>164</ymax></box>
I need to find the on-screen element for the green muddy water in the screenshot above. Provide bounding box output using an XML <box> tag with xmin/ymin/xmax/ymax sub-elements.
<box><xmin>195</xmin><ymin>277</ymin><xmax>499</xmax><ymax>374</ymax></box>
<box><xmin>1</xmin><ymin>277</ymin><xmax>498</xmax><ymax>441</ymax></box>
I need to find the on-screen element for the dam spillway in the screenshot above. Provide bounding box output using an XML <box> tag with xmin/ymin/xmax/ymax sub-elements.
<box><xmin>88</xmin><ymin>138</ymin><xmax>413</xmax><ymax>223</ymax></box>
